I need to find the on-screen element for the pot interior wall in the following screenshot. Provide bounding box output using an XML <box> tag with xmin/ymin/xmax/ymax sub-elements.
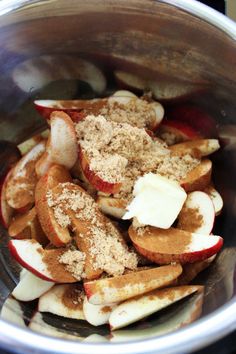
<box><xmin>0</xmin><ymin>0</ymin><xmax>235</xmax><ymax>342</ymax></box>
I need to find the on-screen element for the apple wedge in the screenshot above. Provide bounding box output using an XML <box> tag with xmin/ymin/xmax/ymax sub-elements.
<box><xmin>78</xmin><ymin>148</ymin><xmax>122</xmax><ymax>194</ymax></box>
<box><xmin>8</xmin><ymin>207</ymin><xmax>48</xmax><ymax>245</ymax></box>
<box><xmin>110</xmin><ymin>289</ymin><xmax>204</xmax><ymax>342</ymax></box>
<box><xmin>109</xmin><ymin>285</ymin><xmax>203</xmax><ymax>330</ymax></box>
<box><xmin>129</xmin><ymin>225</ymin><xmax>223</xmax><ymax>264</ymax></box>
<box><xmin>36</xmin><ymin>112</ymin><xmax>78</xmax><ymax>177</ymax></box>
<box><xmin>13</xmin><ymin>55</ymin><xmax>106</xmax><ymax>94</ymax></box>
<box><xmin>84</xmin><ymin>264</ymin><xmax>182</xmax><ymax>305</ymax></box>
<box><xmin>38</xmin><ymin>284</ymin><xmax>85</xmax><ymax>320</ymax></box>
<box><xmin>204</xmin><ymin>185</ymin><xmax>223</xmax><ymax>216</ymax></box>
<box><xmin>0</xmin><ymin>170</ymin><xmax>14</xmax><ymax>228</ymax></box>
<box><xmin>8</xmin><ymin>239</ymin><xmax>77</xmax><ymax>283</ymax></box>
<box><xmin>97</xmin><ymin>196</ymin><xmax>127</xmax><ymax>219</ymax></box>
<box><xmin>181</xmin><ymin>159</ymin><xmax>212</xmax><ymax>192</ymax></box>
<box><xmin>1</xmin><ymin>296</ymin><xmax>26</xmax><ymax>327</ymax></box>
<box><xmin>178</xmin><ymin>255</ymin><xmax>216</xmax><ymax>285</ymax></box>
<box><xmin>35</xmin><ymin>165</ymin><xmax>72</xmax><ymax>246</ymax></box>
<box><xmin>157</xmin><ymin>120</ymin><xmax>201</xmax><ymax>145</ymax></box>
<box><xmin>83</xmin><ymin>296</ymin><xmax>117</xmax><ymax>326</ymax></box>
<box><xmin>5</xmin><ymin>141</ymin><xmax>46</xmax><ymax>209</ymax></box>
<box><xmin>29</xmin><ymin>312</ymin><xmax>82</xmax><ymax>340</ymax></box>
<box><xmin>17</xmin><ymin>130</ymin><xmax>49</xmax><ymax>156</ymax></box>
<box><xmin>170</xmin><ymin>139</ymin><xmax>220</xmax><ymax>158</ymax></box>
<box><xmin>177</xmin><ymin>191</ymin><xmax>215</xmax><ymax>235</ymax></box>
<box><xmin>12</xmin><ymin>269</ymin><xmax>54</xmax><ymax>301</ymax></box>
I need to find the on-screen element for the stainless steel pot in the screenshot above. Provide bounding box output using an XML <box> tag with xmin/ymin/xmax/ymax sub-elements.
<box><xmin>0</xmin><ymin>0</ymin><xmax>236</xmax><ymax>353</ymax></box>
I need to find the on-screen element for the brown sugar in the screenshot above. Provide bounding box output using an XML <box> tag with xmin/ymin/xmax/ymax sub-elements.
<box><xmin>75</xmin><ymin>115</ymin><xmax>200</xmax><ymax>200</ymax></box>
<box><xmin>177</xmin><ymin>206</ymin><xmax>203</xmax><ymax>233</ymax></box>
<box><xmin>59</xmin><ymin>250</ymin><xmax>86</xmax><ymax>280</ymax></box>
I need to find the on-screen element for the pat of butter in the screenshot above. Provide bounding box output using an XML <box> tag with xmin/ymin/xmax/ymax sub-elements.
<box><xmin>123</xmin><ymin>173</ymin><xmax>187</xmax><ymax>229</ymax></box>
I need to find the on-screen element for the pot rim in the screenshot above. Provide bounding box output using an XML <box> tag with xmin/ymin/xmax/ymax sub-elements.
<box><xmin>0</xmin><ymin>0</ymin><xmax>236</xmax><ymax>353</ymax></box>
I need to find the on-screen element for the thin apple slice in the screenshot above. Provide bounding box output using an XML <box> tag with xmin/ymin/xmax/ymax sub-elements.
<box><xmin>8</xmin><ymin>207</ymin><xmax>48</xmax><ymax>245</ymax></box>
<box><xmin>97</xmin><ymin>196</ymin><xmax>127</xmax><ymax>219</ymax></box>
<box><xmin>78</xmin><ymin>148</ymin><xmax>122</xmax><ymax>194</ymax></box>
<box><xmin>0</xmin><ymin>170</ymin><xmax>14</xmax><ymax>228</ymax></box>
<box><xmin>129</xmin><ymin>225</ymin><xmax>223</xmax><ymax>264</ymax></box>
<box><xmin>12</xmin><ymin>269</ymin><xmax>54</xmax><ymax>301</ymax></box>
<box><xmin>29</xmin><ymin>312</ymin><xmax>82</xmax><ymax>340</ymax></box>
<box><xmin>177</xmin><ymin>191</ymin><xmax>215</xmax><ymax>235</ymax></box>
<box><xmin>5</xmin><ymin>141</ymin><xmax>46</xmax><ymax>209</ymax></box>
<box><xmin>84</xmin><ymin>264</ymin><xmax>182</xmax><ymax>305</ymax></box>
<box><xmin>204</xmin><ymin>185</ymin><xmax>223</xmax><ymax>216</ymax></box>
<box><xmin>1</xmin><ymin>296</ymin><xmax>26</xmax><ymax>327</ymax></box>
<box><xmin>181</xmin><ymin>159</ymin><xmax>212</xmax><ymax>192</ymax></box>
<box><xmin>38</xmin><ymin>284</ymin><xmax>85</xmax><ymax>320</ymax></box>
<box><xmin>111</xmin><ymin>289</ymin><xmax>204</xmax><ymax>342</ymax></box>
<box><xmin>178</xmin><ymin>255</ymin><xmax>216</xmax><ymax>285</ymax></box>
<box><xmin>157</xmin><ymin>120</ymin><xmax>201</xmax><ymax>146</ymax></box>
<box><xmin>83</xmin><ymin>296</ymin><xmax>117</xmax><ymax>326</ymax></box>
<box><xmin>35</xmin><ymin>165</ymin><xmax>72</xmax><ymax>246</ymax></box>
<box><xmin>170</xmin><ymin>139</ymin><xmax>220</xmax><ymax>158</ymax></box>
<box><xmin>13</xmin><ymin>55</ymin><xmax>106</xmax><ymax>94</ymax></box>
<box><xmin>8</xmin><ymin>239</ymin><xmax>77</xmax><ymax>283</ymax></box>
<box><xmin>17</xmin><ymin>130</ymin><xmax>49</xmax><ymax>156</ymax></box>
<box><xmin>109</xmin><ymin>285</ymin><xmax>203</xmax><ymax>330</ymax></box>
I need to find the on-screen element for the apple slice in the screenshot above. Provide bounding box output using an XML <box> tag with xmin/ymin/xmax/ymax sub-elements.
<box><xmin>13</xmin><ymin>55</ymin><xmax>106</xmax><ymax>94</ymax></box>
<box><xmin>8</xmin><ymin>207</ymin><xmax>48</xmax><ymax>245</ymax></box>
<box><xmin>1</xmin><ymin>296</ymin><xmax>26</xmax><ymax>327</ymax></box>
<box><xmin>178</xmin><ymin>255</ymin><xmax>216</xmax><ymax>285</ymax></box>
<box><xmin>167</xmin><ymin>105</ymin><xmax>218</xmax><ymax>138</ymax></box>
<box><xmin>83</xmin><ymin>296</ymin><xmax>117</xmax><ymax>326</ymax></box>
<box><xmin>29</xmin><ymin>312</ymin><xmax>82</xmax><ymax>340</ymax></box>
<box><xmin>110</xmin><ymin>289</ymin><xmax>204</xmax><ymax>342</ymax></box>
<box><xmin>97</xmin><ymin>196</ymin><xmax>127</xmax><ymax>219</ymax></box>
<box><xmin>5</xmin><ymin>141</ymin><xmax>46</xmax><ymax>209</ymax></box>
<box><xmin>84</xmin><ymin>264</ymin><xmax>182</xmax><ymax>305</ymax></box>
<box><xmin>0</xmin><ymin>170</ymin><xmax>14</xmax><ymax>228</ymax></box>
<box><xmin>38</xmin><ymin>284</ymin><xmax>85</xmax><ymax>320</ymax></box>
<box><xmin>177</xmin><ymin>191</ymin><xmax>215</xmax><ymax>235</ymax></box>
<box><xmin>78</xmin><ymin>148</ymin><xmax>122</xmax><ymax>194</ymax></box>
<box><xmin>129</xmin><ymin>225</ymin><xmax>223</xmax><ymax>264</ymax></box>
<box><xmin>17</xmin><ymin>130</ymin><xmax>49</xmax><ymax>156</ymax></box>
<box><xmin>181</xmin><ymin>159</ymin><xmax>212</xmax><ymax>192</ymax></box>
<box><xmin>204</xmin><ymin>185</ymin><xmax>223</xmax><ymax>216</ymax></box>
<box><xmin>170</xmin><ymin>139</ymin><xmax>220</xmax><ymax>158</ymax></box>
<box><xmin>36</xmin><ymin>112</ymin><xmax>78</xmax><ymax>177</ymax></box>
<box><xmin>109</xmin><ymin>285</ymin><xmax>203</xmax><ymax>330</ymax></box>
<box><xmin>35</xmin><ymin>165</ymin><xmax>72</xmax><ymax>246</ymax></box>
<box><xmin>8</xmin><ymin>239</ymin><xmax>77</xmax><ymax>283</ymax></box>
<box><xmin>12</xmin><ymin>269</ymin><xmax>54</xmax><ymax>301</ymax></box>
<box><xmin>157</xmin><ymin>120</ymin><xmax>201</xmax><ymax>146</ymax></box>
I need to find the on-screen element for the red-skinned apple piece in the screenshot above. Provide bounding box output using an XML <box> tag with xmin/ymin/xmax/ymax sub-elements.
<box><xmin>129</xmin><ymin>226</ymin><xmax>223</xmax><ymax>265</ymax></box>
<box><xmin>177</xmin><ymin>191</ymin><xmax>215</xmax><ymax>235</ymax></box>
<box><xmin>84</xmin><ymin>264</ymin><xmax>182</xmax><ymax>305</ymax></box>
<box><xmin>0</xmin><ymin>170</ymin><xmax>14</xmax><ymax>228</ymax></box>
<box><xmin>5</xmin><ymin>141</ymin><xmax>46</xmax><ymax>209</ymax></box>
<box><xmin>35</xmin><ymin>165</ymin><xmax>72</xmax><ymax>247</ymax></box>
<box><xmin>204</xmin><ymin>185</ymin><xmax>223</xmax><ymax>216</ymax></box>
<box><xmin>97</xmin><ymin>196</ymin><xmax>127</xmax><ymax>219</ymax></box>
<box><xmin>169</xmin><ymin>139</ymin><xmax>220</xmax><ymax>158</ymax></box>
<box><xmin>157</xmin><ymin>120</ymin><xmax>201</xmax><ymax>145</ymax></box>
<box><xmin>8</xmin><ymin>239</ymin><xmax>77</xmax><ymax>283</ymax></box>
<box><xmin>181</xmin><ymin>159</ymin><xmax>212</xmax><ymax>192</ymax></box>
<box><xmin>109</xmin><ymin>285</ymin><xmax>203</xmax><ymax>330</ymax></box>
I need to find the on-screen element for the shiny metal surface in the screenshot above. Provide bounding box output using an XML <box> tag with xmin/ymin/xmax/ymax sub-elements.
<box><xmin>0</xmin><ymin>0</ymin><xmax>236</xmax><ymax>353</ymax></box>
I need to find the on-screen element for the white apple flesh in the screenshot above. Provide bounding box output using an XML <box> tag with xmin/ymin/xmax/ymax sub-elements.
<box><xmin>177</xmin><ymin>191</ymin><xmax>215</xmax><ymax>235</ymax></box>
<box><xmin>1</xmin><ymin>297</ymin><xmax>26</xmax><ymax>327</ymax></box>
<box><xmin>83</xmin><ymin>296</ymin><xmax>117</xmax><ymax>326</ymax></box>
<box><xmin>109</xmin><ymin>285</ymin><xmax>203</xmax><ymax>330</ymax></box>
<box><xmin>204</xmin><ymin>185</ymin><xmax>223</xmax><ymax>216</ymax></box>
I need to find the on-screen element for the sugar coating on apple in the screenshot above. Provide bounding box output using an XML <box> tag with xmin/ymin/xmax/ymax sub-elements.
<box><xmin>84</xmin><ymin>264</ymin><xmax>182</xmax><ymax>305</ymax></box>
<box><xmin>204</xmin><ymin>185</ymin><xmax>223</xmax><ymax>215</ymax></box>
<box><xmin>1</xmin><ymin>297</ymin><xmax>26</xmax><ymax>327</ymax></box>
<box><xmin>0</xmin><ymin>170</ymin><xmax>14</xmax><ymax>228</ymax></box>
<box><xmin>129</xmin><ymin>226</ymin><xmax>223</xmax><ymax>264</ymax></box>
<box><xmin>38</xmin><ymin>284</ymin><xmax>85</xmax><ymax>320</ymax></box>
<box><xmin>12</xmin><ymin>269</ymin><xmax>54</xmax><ymax>302</ymax></box>
<box><xmin>177</xmin><ymin>191</ymin><xmax>215</xmax><ymax>235</ymax></box>
<box><xmin>170</xmin><ymin>139</ymin><xmax>220</xmax><ymax>158</ymax></box>
<box><xmin>123</xmin><ymin>173</ymin><xmax>187</xmax><ymax>229</ymax></box>
<box><xmin>109</xmin><ymin>285</ymin><xmax>203</xmax><ymax>330</ymax></box>
<box><xmin>181</xmin><ymin>159</ymin><xmax>212</xmax><ymax>192</ymax></box>
<box><xmin>83</xmin><ymin>296</ymin><xmax>117</xmax><ymax>326</ymax></box>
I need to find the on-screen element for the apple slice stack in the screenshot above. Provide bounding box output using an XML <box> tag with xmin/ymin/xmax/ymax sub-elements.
<box><xmin>0</xmin><ymin>89</ymin><xmax>225</xmax><ymax>338</ymax></box>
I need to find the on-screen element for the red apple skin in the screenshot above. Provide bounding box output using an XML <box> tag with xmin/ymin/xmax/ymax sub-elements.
<box><xmin>8</xmin><ymin>240</ymin><xmax>54</xmax><ymax>282</ymax></box>
<box><xmin>78</xmin><ymin>148</ymin><xmax>122</xmax><ymax>194</ymax></box>
<box><xmin>159</xmin><ymin>120</ymin><xmax>201</xmax><ymax>141</ymax></box>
